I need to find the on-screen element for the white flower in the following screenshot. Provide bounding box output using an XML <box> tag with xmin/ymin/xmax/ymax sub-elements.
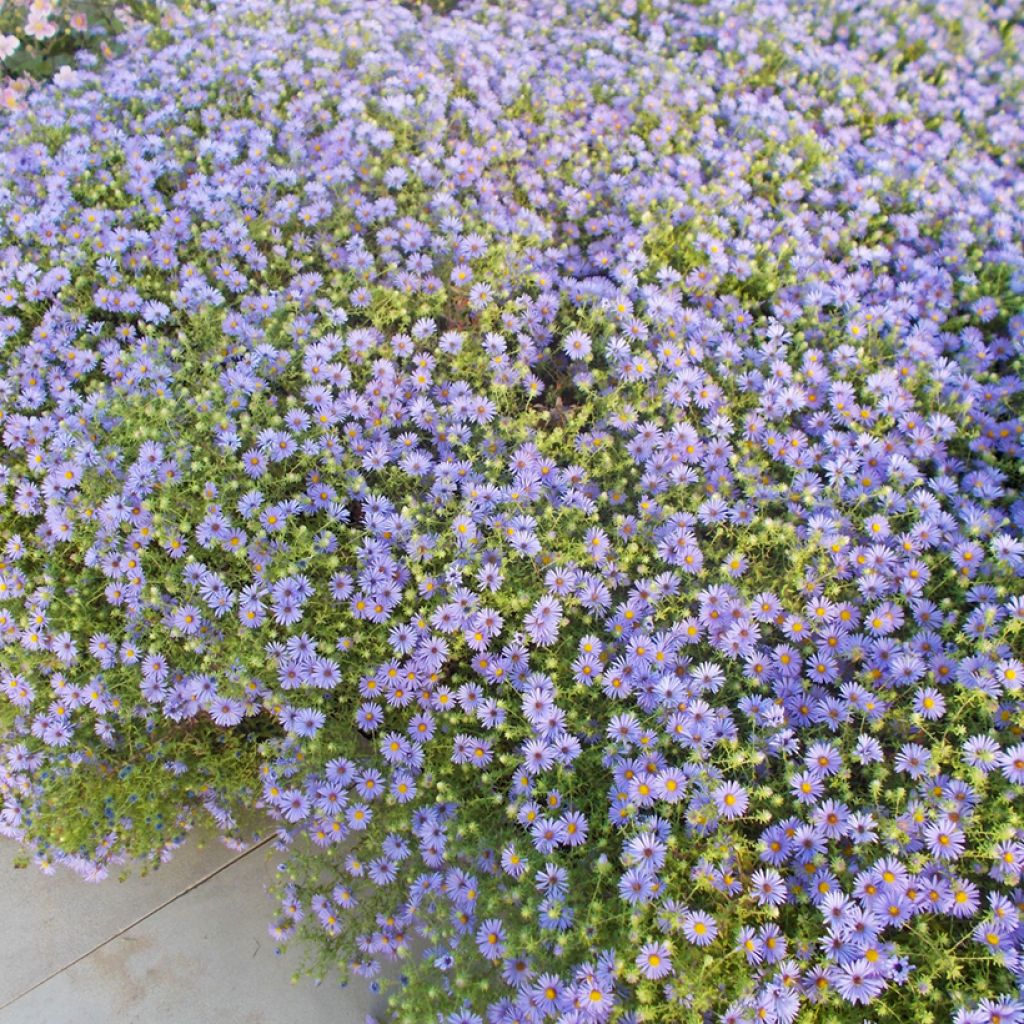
<box><xmin>54</xmin><ymin>67</ymin><xmax>81</xmax><ymax>89</ymax></box>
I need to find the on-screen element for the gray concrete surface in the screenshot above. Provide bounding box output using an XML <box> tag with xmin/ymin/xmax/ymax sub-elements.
<box><xmin>0</xmin><ymin>837</ymin><xmax>384</xmax><ymax>1024</ymax></box>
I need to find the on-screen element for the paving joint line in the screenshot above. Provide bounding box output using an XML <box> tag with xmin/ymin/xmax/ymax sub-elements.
<box><xmin>0</xmin><ymin>833</ymin><xmax>276</xmax><ymax>1015</ymax></box>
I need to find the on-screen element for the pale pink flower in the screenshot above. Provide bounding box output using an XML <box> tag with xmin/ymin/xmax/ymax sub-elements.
<box><xmin>1</xmin><ymin>85</ymin><xmax>21</xmax><ymax>112</ymax></box>
<box><xmin>25</xmin><ymin>15</ymin><xmax>59</xmax><ymax>41</ymax></box>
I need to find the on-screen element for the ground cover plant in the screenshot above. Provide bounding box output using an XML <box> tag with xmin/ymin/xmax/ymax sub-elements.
<box><xmin>1</xmin><ymin>0</ymin><xmax>1024</xmax><ymax>1021</ymax></box>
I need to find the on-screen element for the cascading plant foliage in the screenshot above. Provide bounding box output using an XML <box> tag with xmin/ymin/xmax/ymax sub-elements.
<box><xmin>1</xmin><ymin>1</ymin><xmax>1024</xmax><ymax>1023</ymax></box>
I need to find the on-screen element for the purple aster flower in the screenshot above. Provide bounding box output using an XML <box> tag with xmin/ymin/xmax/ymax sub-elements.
<box><xmin>475</xmin><ymin>918</ymin><xmax>506</xmax><ymax>961</ymax></box>
<box><xmin>682</xmin><ymin>910</ymin><xmax>717</xmax><ymax>946</ymax></box>
<box><xmin>172</xmin><ymin>605</ymin><xmax>203</xmax><ymax>636</ymax></box>
<box><xmin>1000</xmin><ymin>744</ymin><xmax>1024</xmax><ymax>785</ymax></box>
<box><xmin>635</xmin><ymin>940</ymin><xmax>673</xmax><ymax>979</ymax></box>
<box><xmin>209</xmin><ymin>698</ymin><xmax>244</xmax><ymax>727</ymax></box>
<box><xmin>750</xmin><ymin>868</ymin><xmax>788</xmax><ymax>907</ymax></box>
<box><xmin>835</xmin><ymin>959</ymin><xmax>885</xmax><ymax>1005</ymax></box>
<box><xmin>713</xmin><ymin>782</ymin><xmax>749</xmax><ymax>819</ymax></box>
<box><xmin>524</xmin><ymin>596</ymin><xmax>562</xmax><ymax>647</ymax></box>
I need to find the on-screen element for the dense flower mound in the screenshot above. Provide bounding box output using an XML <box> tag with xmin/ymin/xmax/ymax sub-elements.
<box><xmin>2</xmin><ymin>0</ymin><xmax>1024</xmax><ymax>1021</ymax></box>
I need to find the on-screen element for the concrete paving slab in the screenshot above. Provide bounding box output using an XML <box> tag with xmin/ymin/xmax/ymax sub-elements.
<box><xmin>0</xmin><ymin>837</ymin><xmax>238</xmax><ymax>1007</ymax></box>
<box><xmin>0</xmin><ymin>839</ymin><xmax>385</xmax><ymax>1024</ymax></box>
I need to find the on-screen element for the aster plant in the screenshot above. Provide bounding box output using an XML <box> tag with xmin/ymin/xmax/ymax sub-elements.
<box><xmin>1</xmin><ymin>1</ymin><xmax>1024</xmax><ymax>1023</ymax></box>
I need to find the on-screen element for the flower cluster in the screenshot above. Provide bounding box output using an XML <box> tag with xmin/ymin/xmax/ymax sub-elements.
<box><xmin>1</xmin><ymin>0</ymin><xmax>1023</xmax><ymax>1022</ymax></box>
<box><xmin>0</xmin><ymin>0</ymin><xmax>154</xmax><ymax>111</ymax></box>
<box><xmin>2</xmin><ymin>0</ymin><xmax>71</xmax><ymax>49</ymax></box>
